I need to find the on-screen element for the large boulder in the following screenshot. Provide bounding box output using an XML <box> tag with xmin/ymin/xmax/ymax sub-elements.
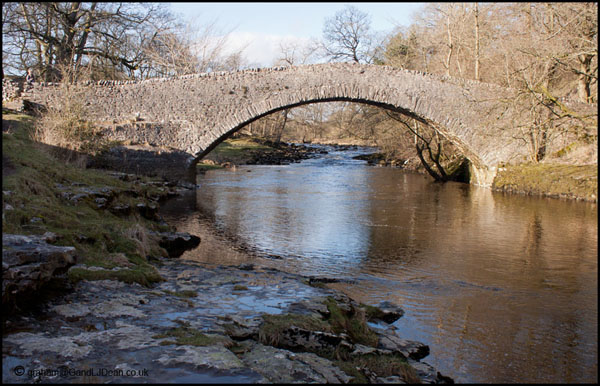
<box><xmin>150</xmin><ymin>231</ymin><xmax>200</xmax><ymax>258</ymax></box>
<box><xmin>2</xmin><ymin>233</ymin><xmax>77</xmax><ymax>311</ymax></box>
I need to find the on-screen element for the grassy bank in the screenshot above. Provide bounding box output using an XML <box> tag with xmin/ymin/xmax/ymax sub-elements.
<box><xmin>197</xmin><ymin>135</ymin><xmax>316</xmax><ymax>170</ymax></box>
<box><xmin>2</xmin><ymin>109</ymin><xmax>175</xmax><ymax>286</ymax></box>
<box><xmin>198</xmin><ymin>137</ymin><xmax>272</xmax><ymax>167</ymax></box>
<box><xmin>492</xmin><ymin>163</ymin><xmax>597</xmax><ymax>202</ymax></box>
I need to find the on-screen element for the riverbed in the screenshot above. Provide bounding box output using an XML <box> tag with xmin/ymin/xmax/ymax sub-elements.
<box><xmin>161</xmin><ymin>145</ymin><xmax>598</xmax><ymax>383</ymax></box>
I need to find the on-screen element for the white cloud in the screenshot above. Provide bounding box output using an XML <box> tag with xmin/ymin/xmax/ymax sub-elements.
<box><xmin>215</xmin><ymin>31</ymin><xmax>314</xmax><ymax>67</ymax></box>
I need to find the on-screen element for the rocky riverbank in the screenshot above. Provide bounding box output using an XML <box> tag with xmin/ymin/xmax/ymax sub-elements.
<box><xmin>2</xmin><ymin>259</ymin><xmax>452</xmax><ymax>384</ymax></box>
<box><xmin>198</xmin><ymin>136</ymin><xmax>323</xmax><ymax>170</ymax></box>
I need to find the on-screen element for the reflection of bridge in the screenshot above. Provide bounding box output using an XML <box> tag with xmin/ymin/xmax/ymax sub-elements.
<box><xmin>21</xmin><ymin>62</ymin><xmax>595</xmax><ymax>186</ymax></box>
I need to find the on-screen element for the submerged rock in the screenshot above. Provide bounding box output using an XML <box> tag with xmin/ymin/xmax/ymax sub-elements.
<box><xmin>377</xmin><ymin>330</ymin><xmax>430</xmax><ymax>360</ymax></box>
<box><xmin>372</xmin><ymin>300</ymin><xmax>405</xmax><ymax>324</ymax></box>
<box><xmin>409</xmin><ymin>359</ymin><xmax>455</xmax><ymax>384</ymax></box>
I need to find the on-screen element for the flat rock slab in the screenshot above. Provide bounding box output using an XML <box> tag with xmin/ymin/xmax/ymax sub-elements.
<box><xmin>1</xmin><ymin>261</ymin><xmax>339</xmax><ymax>383</ymax></box>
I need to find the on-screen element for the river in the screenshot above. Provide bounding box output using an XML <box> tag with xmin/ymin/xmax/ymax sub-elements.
<box><xmin>160</xmin><ymin>145</ymin><xmax>598</xmax><ymax>383</ymax></box>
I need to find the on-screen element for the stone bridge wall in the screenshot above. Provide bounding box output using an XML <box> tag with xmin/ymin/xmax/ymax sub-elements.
<box><xmin>16</xmin><ymin>63</ymin><xmax>597</xmax><ymax>186</ymax></box>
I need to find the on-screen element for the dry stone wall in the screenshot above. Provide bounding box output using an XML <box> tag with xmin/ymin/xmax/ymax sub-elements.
<box><xmin>2</xmin><ymin>78</ymin><xmax>24</xmax><ymax>101</ymax></box>
<box><xmin>16</xmin><ymin>63</ymin><xmax>597</xmax><ymax>186</ymax></box>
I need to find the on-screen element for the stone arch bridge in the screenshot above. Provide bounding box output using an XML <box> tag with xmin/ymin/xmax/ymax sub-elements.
<box><xmin>18</xmin><ymin>62</ymin><xmax>595</xmax><ymax>186</ymax></box>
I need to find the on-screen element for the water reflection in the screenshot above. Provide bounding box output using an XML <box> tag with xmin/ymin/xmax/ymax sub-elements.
<box><xmin>195</xmin><ymin>159</ymin><xmax>373</xmax><ymax>275</ymax></box>
<box><xmin>161</xmin><ymin>147</ymin><xmax>597</xmax><ymax>383</ymax></box>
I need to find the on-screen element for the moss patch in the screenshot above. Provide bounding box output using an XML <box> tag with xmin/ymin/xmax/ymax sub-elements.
<box><xmin>153</xmin><ymin>325</ymin><xmax>234</xmax><ymax>348</ymax></box>
<box><xmin>67</xmin><ymin>266</ymin><xmax>163</xmax><ymax>287</ymax></box>
<box><xmin>232</xmin><ymin>284</ymin><xmax>249</xmax><ymax>291</ymax></box>
<box><xmin>162</xmin><ymin>290</ymin><xmax>198</xmax><ymax>298</ymax></box>
<box><xmin>493</xmin><ymin>163</ymin><xmax>597</xmax><ymax>202</ymax></box>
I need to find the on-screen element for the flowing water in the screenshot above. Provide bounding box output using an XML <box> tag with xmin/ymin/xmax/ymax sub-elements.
<box><xmin>160</xmin><ymin>145</ymin><xmax>598</xmax><ymax>383</ymax></box>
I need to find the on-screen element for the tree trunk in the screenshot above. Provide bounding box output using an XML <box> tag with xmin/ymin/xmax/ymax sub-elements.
<box><xmin>474</xmin><ymin>2</ymin><xmax>480</xmax><ymax>81</ymax></box>
<box><xmin>414</xmin><ymin>136</ymin><xmax>444</xmax><ymax>181</ymax></box>
<box><xmin>445</xmin><ymin>15</ymin><xmax>453</xmax><ymax>76</ymax></box>
<box><xmin>275</xmin><ymin>109</ymin><xmax>288</xmax><ymax>143</ymax></box>
<box><xmin>577</xmin><ymin>54</ymin><xmax>593</xmax><ymax>103</ymax></box>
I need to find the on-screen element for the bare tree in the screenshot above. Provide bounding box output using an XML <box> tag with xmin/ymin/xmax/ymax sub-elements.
<box><xmin>549</xmin><ymin>3</ymin><xmax>597</xmax><ymax>103</ymax></box>
<box><xmin>321</xmin><ymin>5</ymin><xmax>377</xmax><ymax>64</ymax></box>
<box><xmin>138</xmin><ymin>17</ymin><xmax>246</xmax><ymax>78</ymax></box>
<box><xmin>274</xmin><ymin>38</ymin><xmax>319</xmax><ymax>66</ymax></box>
<box><xmin>474</xmin><ymin>2</ymin><xmax>481</xmax><ymax>81</ymax></box>
<box><xmin>2</xmin><ymin>2</ymin><xmax>175</xmax><ymax>81</ymax></box>
<box><xmin>2</xmin><ymin>2</ymin><xmax>249</xmax><ymax>81</ymax></box>
<box><xmin>378</xmin><ymin>2</ymin><xmax>596</xmax><ymax>166</ymax></box>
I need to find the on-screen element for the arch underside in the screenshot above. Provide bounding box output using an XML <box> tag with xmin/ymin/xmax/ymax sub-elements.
<box><xmin>195</xmin><ymin>97</ymin><xmax>486</xmax><ymax>171</ymax></box>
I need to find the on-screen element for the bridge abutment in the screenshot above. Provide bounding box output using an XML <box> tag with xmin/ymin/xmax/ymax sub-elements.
<box><xmin>470</xmin><ymin>164</ymin><xmax>497</xmax><ymax>187</ymax></box>
<box><xmin>87</xmin><ymin>145</ymin><xmax>197</xmax><ymax>185</ymax></box>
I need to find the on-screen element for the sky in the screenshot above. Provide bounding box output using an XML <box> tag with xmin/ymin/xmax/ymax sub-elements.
<box><xmin>169</xmin><ymin>2</ymin><xmax>426</xmax><ymax>67</ymax></box>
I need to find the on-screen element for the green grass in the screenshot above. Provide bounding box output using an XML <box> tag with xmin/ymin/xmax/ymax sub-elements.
<box><xmin>2</xmin><ymin>111</ymin><xmax>173</xmax><ymax>286</ymax></box>
<box><xmin>196</xmin><ymin>162</ymin><xmax>224</xmax><ymax>171</ymax></box>
<box><xmin>334</xmin><ymin>353</ymin><xmax>421</xmax><ymax>384</ymax></box>
<box><xmin>362</xmin><ymin>304</ymin><xmax>389</xmax><ymax>321</ymax></box>
<box><xmin>2</xmin><ymin>109</ymin><xmax>37</xmax><ymax>141</ymax></box>
<box><xmin>213</xmin><ymin>137</ymin><xmax>271</xmax><ymax>154</ymax></box>
<box><xmin>324</xmin><ymin>297</ymin><xmax>379</xmax><ymax>347</ymax></box>
<box><xmin>202</xmin><ymin>136</ymin><xmax>274</xmax><ymax>164</ymax></box>
<box><xmin>257</xmin><ymin>297</ymin><xmax>384</xmax><ymax>349</ymax></box>
<box><xmin>162</xmin><ymin>290</ymin><xmax>198</xmax><ymax>298</ymax></box>
<box><xmin>153</xmin><ymin>324</ymin><xmax>234</xmax><ymax>348</ymax></box>
<box><xmin>232</xmin><ymin>284</ymin><xmax>248</xmax><ymax>291</ymax></box>
<box><xmin>258</xmin><ymin>313</ymin><xmax>332</xmax><ymax>347</ymax></box>
<box><xmin>493</xmin><ymin>163</ymin><xmax>597</xmax><ymax>201</ymax></box>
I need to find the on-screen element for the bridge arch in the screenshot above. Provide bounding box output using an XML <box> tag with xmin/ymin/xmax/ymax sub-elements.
<box><xmin>198</xmin><ymin>96</ymin><xmax>463</xmax><ymax>159</ymax></box>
